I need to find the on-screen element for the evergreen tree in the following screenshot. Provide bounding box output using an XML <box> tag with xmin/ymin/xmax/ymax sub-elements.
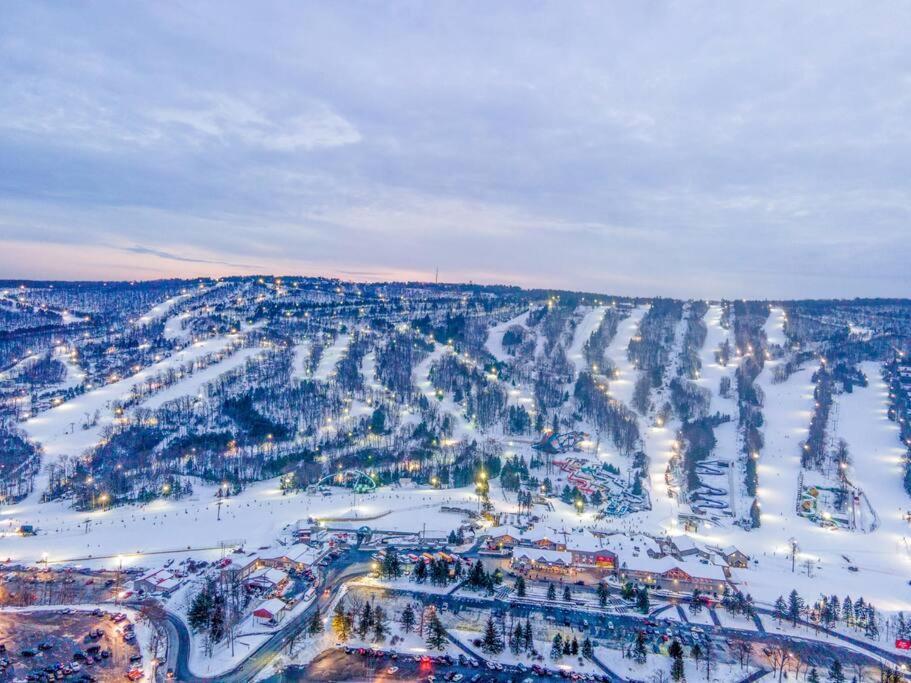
<box><xmin>842</xmin><ymin>595</ymin><xmax>853</xmax><ymax>625</ymax></box>
<box><xmin>582</xmin><ymin>637</ymin><xmax>593</xmax><ymax>659</ymax></box>
<box><xmin>570</xmin><ymin>636</ymin><xmax>579</xmax><ymax>655</ymax></box>
<box><xmin>750</xmin><ymin>498</ymin><xmax>761</xmax><ymax>528</ymax></box>
<box><xmin>550</xmin><ymin>634</ymin><xmax>564</xmax><ymax>660</ymax></box>
<box><xmin>401</xmin><ymin>604</ymin><xmax>416</xmax><ymax>633</ymax></box>
<box><xmin>308</xmin><ymin>608</ymin><xmax>324</xmax><ymax>635</ymax></box>
<box><xmin>209</xmin><ymin>594</ymin><xmax>226</xmax><ymax>642</ymax></box>
<box><xmin>515</xmin><ymin>575</ymin><xmax>526</xmax><ymax>597</ymax></box>
<box><xmin>509</xmin><ymin>623</ymin><xmax>523</xmax><ymax>654</ymax></box>
<box><xmin>187</xmin><ymin>584</ymin><xmax>214</xmax><ymax>633</ymax></box>
<box><xmin>414</xmin><ymin>560</ymin><xmax>427</xmax><ymax>583</ymax></box>
<box><xmin>773</xmin><ymin>596</ymin><xmax>787</xmax><ymax>622</ymax></box>
<box><xmin>563</xmin><ymin>585</ymin><xmax>572</xmax><ymax>602</ymax></box>
<box><xmin>357</xmin><ymin>602</ymin><xmax>373</xmax><ymax>638</ymax></box>
<box><xmin>633</xmin><ymin>631</ymin><xmax>648</xmax><ymax>664</ymax></box>
<box><xmin>372</xmin><ymin>606</ymin><xmax>387</xmax><ymax>642</ymax></box>
<box><xmin>636</xmin><ymin>587</ymin><xmax>650</xmax><ymax>613</ymax></box>
<box><xmin>597</xmin><ymin>581</ymin><xmax>608</xmax><ymax>607</ymax></box>
<box><xmin>689</xmin><ymin>589</ymin><xmax>703</xmax><ymax>614</ymax></box>
<box><xmin>481</xmin><ymin>615</ymin><xmax>504</xmax><ymax>654</ymax></box>
<box><xmin>808</xmin><ymin>667</ymin><xmax>820</xmax><ymax>683</ymax></box>
<box><xmin>523</xmin><ymin>620</ymin><xmax>533</xmax><ymax>652</ymax></box>
<box><xmin>425</xmin><ymin>610</ymin><xmax>447</xmax><ymax>650</ymax></box>
<box><xmin>671</xmin><ymin>656</ymin><xmax>685</xmax><ymax>682</ymax></box>
<box><xmin>865</xmin><ymin>606</ymin><xmax>879</xmax><ymax>639</ymax></box>
<box><xmin>828</xmin><ymin>659</ymin><xmax>845</xmax><ymax>683</ymax></box>
<box><xmin>788</xmin><ymin>589</ymin><xmax>803</xmax><ymax>625</ymax></box>
<box><xmin>547</xmin><ymin>583</ymin><xmax>557</xmax><ymax>600</ymax></box>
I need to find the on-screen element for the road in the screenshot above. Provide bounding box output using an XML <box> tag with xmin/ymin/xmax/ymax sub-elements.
<box><xmin>164</xmin><ymin>549</ymin><xmax>374</xmax><ymax>682</ymax></box>
<box><xmin>159</xmin><ymin>547</ymin><xmax>911</xmax><ymax>682</ymax></box>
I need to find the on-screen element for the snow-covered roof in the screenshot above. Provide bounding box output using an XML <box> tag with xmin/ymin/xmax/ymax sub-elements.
<box><xmin>253</xmin><ymin>597</ymin><xmax>288</xmax><ymax>618</ymax></box>
<box><xmin>248</xmin><ymin>567</ymin><xmax>288</xmax><ymax>586</ymax></box>
<box><xmin>514</xmin><ymin>548</ymin><xmax>573</xmax><ymax>565</ymax></box>
<box><xmin>670</xmin><ymin>535</ymin><xmax>699</xmax><ymax>552</ymax></box>
<box><xmin>486</xmin><ymin>525</ymin><xmax>526</xmax><ymax>539</ymax></box>
<box><xmin>621</xmin><ymin>555</ymin><xmax>728</xmax><ymax>582</ymax></box>
<box><xmin>137</xmin><ymin>568</ymin><xmax>182</xmax><ymax>591</ymax></box>
<box><xmin>288</xmin><ymin>546</ymin><xmax>323</xmax><ymax>565</ymax></box>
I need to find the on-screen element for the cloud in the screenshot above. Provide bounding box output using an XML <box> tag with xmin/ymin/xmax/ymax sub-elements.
<box><xmin>120</xmin><ymin>245</ymin><xmax>262</xmax><ymax>270</ymax></box>
<box><xmin>0</xmin><ymin>2</ymin><xmax>909</xmax><ymax>298</ymax></box>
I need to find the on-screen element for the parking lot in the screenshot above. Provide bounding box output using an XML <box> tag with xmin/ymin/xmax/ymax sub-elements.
<box><xmin>0</xmin><ymin>609</ymin><xmax>144</xmax><ymax>682</ymax></box>
<box><xmin>0</xmin><ymin>568</ymin><xmax>128</xmax><ymax>608</ymax></box>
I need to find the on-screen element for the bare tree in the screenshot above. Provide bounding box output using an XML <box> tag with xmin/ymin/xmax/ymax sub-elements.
<box><xmin>764</xmin><ymin>644</ymin><xmax>790</xmax><ymax>683</ymax></box>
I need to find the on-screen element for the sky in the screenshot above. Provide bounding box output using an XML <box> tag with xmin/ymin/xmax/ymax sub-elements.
<box><xmin>1</xmin><ymin>1</ymin><xmax>909</xmax><ymax>299</ymax></box>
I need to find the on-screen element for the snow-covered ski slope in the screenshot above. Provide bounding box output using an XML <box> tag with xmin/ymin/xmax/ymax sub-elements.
<box><xmin>604</xmin><ymin>304</ymin><xmax>648</xmax><ymax>406</ymax></box>
<box><xmin>566</xmin><ymin>305</ymin><xmax>607</xmax><ymax>375</ymax></box>
<box><xmin>485</xmin><ymin>310</ymin><xmax>529</xmax><ymax>362</ymax></box>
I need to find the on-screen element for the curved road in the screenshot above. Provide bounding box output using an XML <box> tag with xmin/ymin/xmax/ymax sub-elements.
<box><xmin>163</xmin><ymin>550</ymin><xmax>373</xmax><ymax>682</ymax></box>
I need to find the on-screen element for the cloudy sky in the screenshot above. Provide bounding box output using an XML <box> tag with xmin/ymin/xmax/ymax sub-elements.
<box><xmin>1</xmin><ymin>2</ymin><xmax>909</xmax><ymax>298</ymax></box>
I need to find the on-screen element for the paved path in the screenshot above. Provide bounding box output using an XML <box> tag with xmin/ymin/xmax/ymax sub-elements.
<box><xmin>736</xmin><ymin>667</ymin><xmax>770</xmax><ymax>682</ymax></box>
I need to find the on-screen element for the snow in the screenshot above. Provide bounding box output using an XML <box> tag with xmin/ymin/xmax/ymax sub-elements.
<box><xmin>291</xmin><ymin>340</ymin><xmax>312</xmax><ymax>380</ymax></box>
<box><xmin>313</xmin><ymin>334</ymin><xmax>350</xmax><ymax>381</ymax></box>
<box><xmin>485</xmin><ymin>310</ymin><xmax>529</xmax><ymax>362</ymax></box>
<box><xmin>603</xmin><ymin>304</ymin><xmax>647</xmax><ymax>408</ymax></box>
<box><xmin>19</xmin><ymin>332</ymin><xmax>246</xmax><ymax>503</ymax></box>
<box><xmin>135</xmin><ymin>293</ymin><xmax>191</xmax><ymax>327</ymax></box>
<box><xmin>414</xmin><ymin>345</ymin><xmax>474</xmax><ymax>440</ymax></box>
<box><xmin>142</xmin><ymin>347</ymin><xmax>263</xmax><ymax>410</ymax></box>
<box><xmin>163</xmin><ymin>311</ymin><xmax>192</xmax><ymax>340</ymax></box>
<box><xmin>598</xmin><ymin>645</ymin><xmax>753</xmax><ymax>683</ymax></box>
<box><xmin>566</xmin><ymin>306</ymin><xmax>607</xmax><ymax>376</ymax></box>
<box><xmin>764</xmin><ymin>306</ymin><xmax>787</xmax><ymax>347</ymax></box>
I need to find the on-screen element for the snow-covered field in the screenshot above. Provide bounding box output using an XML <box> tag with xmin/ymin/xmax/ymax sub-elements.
<box><xmin>603</xmin><ymin>304</ymin><xmax>647</xmax><ymax>407</ymax></box>
<box><xmin>19</xmin><ymin>331</ymin><xmax>250</xmax><ymax>503</ymax></box>
<box><xmin>485</xmin><ymin>310</ymin><xmax>529</xmax><ymax>362</ymax></box>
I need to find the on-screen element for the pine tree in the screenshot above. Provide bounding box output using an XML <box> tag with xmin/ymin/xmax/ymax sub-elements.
<box><xmin>633</xmin><ymin>631</ymin><xmax>648</xmax><ymax>664</ymax></box>
<box><xmin>750</xmin><ymin>497</ymin><xmax>761</xmax><ymax>528</ymax></box>
<box><xmin>547</xmin><ymin>583</ymin><xmax>557</xmax><ymax>600</ymax></box>
<box><xmin>828</xmin><ymin>659</ymin><xmax>845</xmax><ymax>683</ymax></box>
<box><xmin>481</xmin><ymin>615</ymin><xmax>504</xmax><ymax>654</ymax></box>
<box><xmin>636</xmin><ymin>587</ymin><xmax>650</xmax><ymax>613</ymax></box>
<box><xmin>187</xmin><ymin>585</ymin><xmax>213</xmax><ymax>633</ymax></box>
<box><xmin>788</xmin><ymin>589</ymin><xmax>803</xmax><ymax>625</ymax></box>
<box><xmin>581</xmin><ymin>637</ymin><xmax>593</xmax><ymax>659</ymax></box>
<box><xmin>509</xmin><ymin>623</ymin><xmax>523</xmax><ymax>654</ymax></box>
<box><xmin>865</xmin><ymin>606</ymin><xmax>879</xmax><ymax>639</ymax></box>
<box><xmin>842</xmin><ymin>595</ymin><xmax>853</xmax><ymax>625</ymax></box>
<box><xmin>357</xmin><ymin>602</ymin><xmax>373</xmax><ymax>638</ymax></box>
<box><xmin>372</xmin><ymin>606</ymin><xmax>387</xmax><ymax>642</ymax></box>
<box><xmin>550</xmin><ymin>634</ymin><xmax>564</xmax><ymax>660</ymax></box>
<box><xmin>597</xmin><ymin>581</ymin><xmax>608</xmax><ymax>607</ymax></box>
<box><xmin>515</xmin><ymin>575</ymin><xmax>526</xmax><ymax>597</ymax></box>
<box><xmin>671</xmin><ymin>656</ymin><xmax>685</xmax><ymax>682</ymax></box>
<box><xmin>563</xmin><ymin>585</ymin><xmax>572</xmax><ymax>602</ymax></box>
<box><xmin>523</xmin><ymin>620</ymin><xmax>533</xmax><ymax>651</ymax></box>
<box><xmin>808</xmin><ymin>667</ymin><xmax>820</xmax><ymax>683</ymax></box>
<box><xmin>774</xmin><ymin>595</ymin><xmax>788</xmax><ymax>623</ymax></box>
<box><xmin>308</xmin><ymin>608</ymin><xmax>324</xmax><ymax>635</ymax></box>
<box><xmin>689</xmin><ymin>589</ymin><xmax>703</xmax><ymax>614</ymax></box>
<box><xmin>425</xmin><ymin>610</ymin><xmax>447</xmax><ymax>650</ymax></box>
<box><xmin>570</xmin><ymin>636</ymin><xmax>579</xmax><ymax>655</ymax></box>
<box><xmin>209</xmin><ymin>594</ymin><xmax>226</xmax><ymax>642</ymax></box>
<box><xmin>401</xmin><ymin>604</ymin><xmax>416</xmax><ymax>633</ymax></box>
